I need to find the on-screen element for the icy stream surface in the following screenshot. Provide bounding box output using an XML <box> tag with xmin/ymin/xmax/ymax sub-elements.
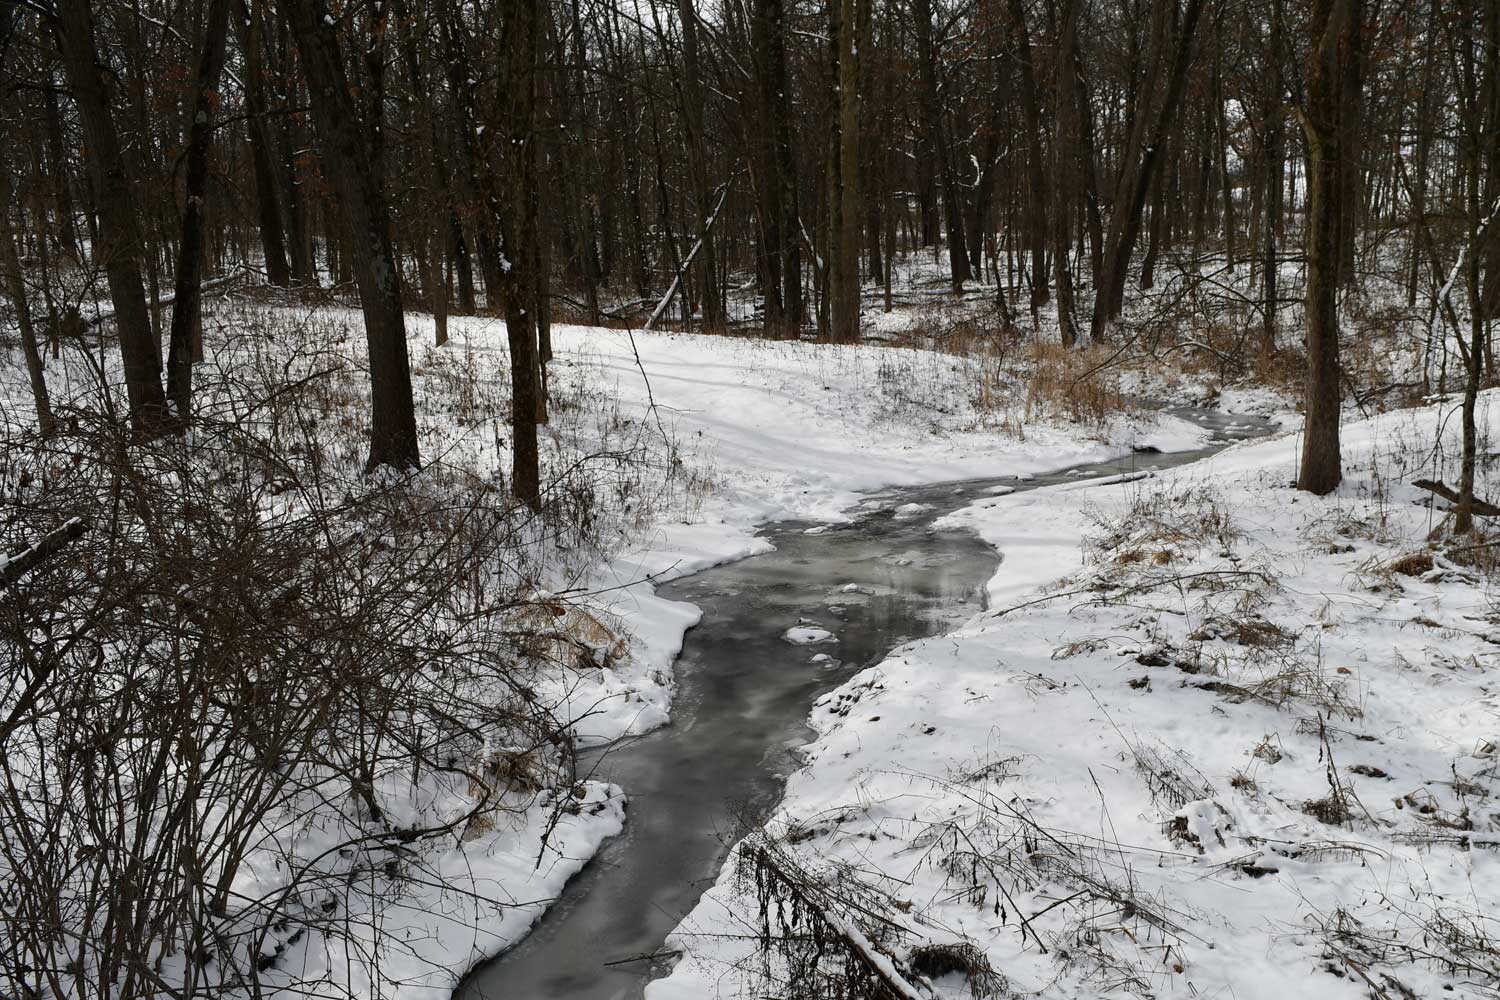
<box><xmin>459</xmin><ymin>408</ymin><xmax>1271</xmax><ymax>1000</ymax></box>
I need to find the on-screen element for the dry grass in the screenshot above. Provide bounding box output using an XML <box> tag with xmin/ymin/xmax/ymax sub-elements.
<box><xmin>1022</xmin><ymin>341</ymin><xmax>1137</xmax><ymax>431</ymax></box>
<box><xmin>1084</xmin><ymin>484</ymin><xmax>1239</xmax><ymax>574</ymax></box>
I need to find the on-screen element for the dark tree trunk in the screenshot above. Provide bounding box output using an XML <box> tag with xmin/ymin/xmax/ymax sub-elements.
<box><xmin>1009</xmin><ymin>0</ymin><xmax>1050</xmax><ymax>310</ymax></box>
<box><xmin>768</xmin><ymin>0</ymin><xmax>802</xmax><ymax>330</ymax></box>
<box><xmin>1262</xmin><ymin>0</ymin><xmax>1285</xmax><ymax>354</ymax></box>
<box><xmin>1091</xmin><ymin>0</ymin><xmax>1204</xmax><ymax>341</ymax></box>
<box><xmin>287</xmin><ymin>0</ymin><xmax>420</xmax><ymax>472</ymax></box>
<box><xmin>677</xmin><ymin>0</ymin><xmax>723</xmax><ymax>328</ymax></box>
<box><xmin>503</xmin><ymin>0</ymin><xmax>544</xmax><ymax>508</ymax></box>
<box><xmin>236</xmin><ymin>0</ymin><xmax>291</xmax><ymax>288</ymax></box>
<box><xmin>829</xmin><ymin>0</ymin><xmax>870</xmax><ymax>341</ymax></box>
<box><xmin>914</xmin><ymin>0</ymin><xmax>969</xmax><ymax>288</ymax></box>
<box><xmin>53</xmin><ymin>0</ymin><xmax>171</xmax><ymax>434</ymax></box>
<box><xmin>1053</xmin><ymin>0</ymin><xmax>1081</xmax><ymax>345</ymax></box>
<box><xmin>167</xmin><ymin>0</ymin><xmax>231</xmax><ymax>420</ymax></box>
<box><xmin>0</xmin><ymin>170</ymin><xmax>54</xmax><ymax>437</ymax></box>
<box><xmin>1297</xmin><ymin>0</ymin><xmax>1361</xmax><ymax>496</ymax></box>
<box><xmin>42</xmin><ymin>84</ymin><xmax>81</xmax><ymax>261</ymax></box>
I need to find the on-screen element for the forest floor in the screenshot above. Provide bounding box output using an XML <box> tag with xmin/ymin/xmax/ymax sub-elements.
<box><xmin>4</xmin><ymin>259</ymin><xmax>1496</xmax><ymax>998</ymax></box>
<box><xmin>0</xmin><ymin>296</ymin><xmax>1233</xmax><ymax>999</ymax></box>
<box><xmin>646</xmin><ymin>391</ymin><xmax>1500</xmax><ymax>1000</ymax></box>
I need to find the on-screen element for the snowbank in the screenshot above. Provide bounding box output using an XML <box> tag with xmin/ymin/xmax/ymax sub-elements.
<box><xmin>648</xmin><ymin>393</ymin><xmax>1500</xmax><ymax>999</ymax></box>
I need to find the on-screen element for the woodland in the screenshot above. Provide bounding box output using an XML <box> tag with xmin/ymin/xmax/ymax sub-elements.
<box><xmin>2</xmin><ymin>1</ymin><xmax>1499</xmax><ymax>999</ymax></box>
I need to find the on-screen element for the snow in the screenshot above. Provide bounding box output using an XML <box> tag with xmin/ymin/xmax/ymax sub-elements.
<box><xmin>252</xmin><ymin>784</ymin><xmax>626</xmax><ymax>1000</ymax></box>
<box><xmin>646</xmin><ymin>393</ymin><xmax>1500</xmax><ymax>999</ymax></box>
<box><xmin>783</xmin><ymin>625</ymin><xmax>836</xmax><ymax>645</ymax></box>
<box><xmin>408</xmin><ymin>319</ymin><xmax>1225</xmax><ymax>985</ymax></box>
<box><xmin>454</xmin><ymin>321</ymin><xmax>1219</xmax><ymax>754</ymax></box>
<box><xmin>11</xmin><ymin>294</ymin><xmax>1458</xmax><ymax>1000</ymax></box>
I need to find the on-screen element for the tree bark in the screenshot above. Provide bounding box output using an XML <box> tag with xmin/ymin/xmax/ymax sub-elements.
<box><xmin>676</xmin><ymin>0</ymin><xmax>724</xmax><ymax>328</ymax></box>
<box><xmin>501</xmin><ymin>0</ymin><xmax>544</xmax><ymax>508</ymax></box>
<box><xmin>1296</xmin><ymin>0</ymin><xmax>1361</xmax><ymax>496</ymax></box>
<box><xmin>1009</xmin><ymin>0</ymin><xmax>1050</xmax><ymax>310</ymax></box>
<box><xmin>287</xmin><ymin>0</ymin><xmax>420</xmax><ymax>472</ymax></box>
<box><xmin>1262</xmin><ymin>0</ymin><xmax>1285</xmax><ymax>354</ymax></box>
<box><xmin>235</xmin><ymin>0</ymin><xmax>292</xmax><ymax>288</ymax></box>
<box><xmin>915</xmin><ymin>0</ymin><xmax>969</xmax><ymax>289</ymax></box>
<box><xmin>0</xmin><ymin>170</ymin><xmax>54</xmax><ymax>436</ymax></box>
<box><xmin>52</xmin><ymin>0</ymin><xmax>171</xmax><ymax>434</ymax></box>
<box><xmin>1091</xmin><ymin>0</ymin><xmax>1205</xmax><ymax>342</ymax></box>
<box><xmin>167</xmin><ymin>0</ymin><xmax>231</xmax><ymax>420</ymax></box>
<box><xmin>829</xmin><ymin>0</ymin><xmax>870</xmax><ymax>342</ymax></box>
<box><xmin>1053</xmin><ymin>0</ymin><xmax>1081</xmax><ymax>345</ymax></box>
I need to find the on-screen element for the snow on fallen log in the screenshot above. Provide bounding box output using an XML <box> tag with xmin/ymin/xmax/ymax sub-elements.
<box><xmin>0</xmin><ymin>517</ymin><xmax>89</xmax><ymax>586</ymax></box>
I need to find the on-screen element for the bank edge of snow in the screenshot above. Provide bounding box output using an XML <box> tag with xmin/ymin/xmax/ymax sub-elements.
<box><xmin>437</xmin><ymin>323</ymin><xmax>1222</xmax><ymax>991</ymax></box>
<box><xmin>425</xmin><ymin>323</ymin><xmax>1220</xmax><ymax>996</ymax></box>
<box><xmin>250</xmin><ymin>784</ymin><xmax>626</xmax><ymax>1000</ymax></box>
<box><xmin>646</xmin><ymin>394</ymin><xmax>1500</xmax><ymax>1000</ymax></box>
<box><xmin>0</xmin><ymin>312</ymin><xmax>1216</xmax><ymax>1000</ymax></box>
<box><xmin>532</xmin><ymin>323</ymin><xmax>1215</xmax><ymax>748</ymax></box>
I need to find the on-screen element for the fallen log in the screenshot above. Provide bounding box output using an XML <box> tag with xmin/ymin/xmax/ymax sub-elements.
<box><xmin>1410</xmin><ymin>479</ymin><xmax>1500</xmax><ymax>517</ymax></box>
<box><xmin>0</xmin><ymin>518</ymin><xmax>90</xmax><ymax>586</ymax></box>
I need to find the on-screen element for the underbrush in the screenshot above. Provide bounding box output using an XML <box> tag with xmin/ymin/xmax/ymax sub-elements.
<box><xmin>869</xmin><ymin>313</ymin><xmax>1140</xmax><ymax>441</ymax></box>
<box><xmin>0</xmin><ymin>304</ymin><xmax>678</xmax><ymax>999</ymax></box>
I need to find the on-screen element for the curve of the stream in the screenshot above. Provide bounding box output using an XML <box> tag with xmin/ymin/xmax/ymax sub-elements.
<box><xmin>459</xmin><ymin>408</ymin><xmax>1272</xmax><ymax>1000</ymax></box>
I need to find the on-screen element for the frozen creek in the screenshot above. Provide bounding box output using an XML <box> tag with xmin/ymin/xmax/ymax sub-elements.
<box><xmin>459</xmin><ymin>409</ymin><xmax>1272</xmax><ymax>1000</ymax></box>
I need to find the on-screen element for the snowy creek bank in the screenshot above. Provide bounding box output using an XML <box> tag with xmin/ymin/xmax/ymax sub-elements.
<box><xmin>457</xmin><ymin>409</ymin><xmax>1272</xmax><ymax>1000</ymax></box>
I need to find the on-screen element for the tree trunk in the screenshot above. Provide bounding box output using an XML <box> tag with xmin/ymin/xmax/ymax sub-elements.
<box><xmin>0</xmin><ymin>171</ymin><xmax>54</xmax><ymax>437</ymax></box>
<box><xmin>502</xmin><ymin>0</ymin><xmax>544</xmax><ymax>508</ymax></box>
<box><xmin>167</xmin><ymin>0</ymin><xmax>231</xmax><ymax>420</ymax></box>
<box><xmin>53</xmin><ymin>0</ymin><xmax>171</xmax><ymax>434</ymax></box>
<box><xmin>1009</xmin><ymin>0</ymin><xmax>1050</xmax><ymax>310</ymax></box>
<box><xmin>236</xmin><ymin>0</ymin><xmax>291</xmax><ymax>288</ymax></box>
<box><xmin>829</xmin><ymin>0</ymin><xmax>869</xmax><ymax>342</ymax></box>
<box><xmin>677</xmin><ymin>0</ymin><xmax>723</xmax><ymax>328</ymax></box>
<box><xmin>287</xmin><ymin>0</ymin><xmax>420</xmax><ymax>472</ymax></box>
<box><xmin>915</xmin><ymin>0</ymin><xmax>969</xmax><ymax>289</ymax></box>
<box><xmin>1091</xmin><ymin>0</ymin><xmax>1205</xmax><ymax>341</ymax></box>
<box><xmin>1296</xmin><ymin>0</ymin><xmax>1361</xmax><ymax>496</ymax></box>
<box><xmin>1261</xmin><ymin>0</ymin><xmax>1285</xmax><ymax>354</ymax></box>
<box><xmin>1053</xmin><ymin>0</ymin><xmax>1081</xmax><ymax>345</ymax></box>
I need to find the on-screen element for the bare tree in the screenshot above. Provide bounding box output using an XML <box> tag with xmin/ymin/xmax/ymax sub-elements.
<box><xmin>285</xmin><ymin>0</ymin><xmax>420</xmax><ymax>472</ymax></box>
<box><xmin>1296</xmin><ymin>0</ymin><xmax>1362</xmax><ymax>495</ymax></box>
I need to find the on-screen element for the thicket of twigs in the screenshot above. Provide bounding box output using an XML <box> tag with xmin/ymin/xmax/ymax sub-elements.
<box><xmin>0</xmin><ymin>308</ymin><xmax>661</xmax><ymax>999</ymax></box>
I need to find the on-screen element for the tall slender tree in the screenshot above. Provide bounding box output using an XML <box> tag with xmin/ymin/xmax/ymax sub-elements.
<box><xmin>286</xmin><ymin>0</ymin><xmax>420</xmax><ymax>472</ymax></box>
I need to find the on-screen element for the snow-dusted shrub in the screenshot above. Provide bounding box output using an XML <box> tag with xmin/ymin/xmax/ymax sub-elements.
<box><xmin>0</xmin><ymin>307</ymin><xmax>658</xmax><ymax>1000</ymax></box>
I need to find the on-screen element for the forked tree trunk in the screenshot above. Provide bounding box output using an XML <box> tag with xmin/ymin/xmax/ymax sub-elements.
<box><xmin>236</xmin><ymin>0</ymin><xmax>291</xmax><ymax>288</ymax></box>
<box><xmin>914</xmin><ymin>0</ymin><xmax>969</xmax><ymax>289</ymax></box>
<box><xmin>53</xmin><ymin>0</ymin><xmax>171</xmax><ymax>434</ymax></box>
<box><xmin>287</xmin><ymin>0</ymin><xmax>420</xmax><ymax>472</ymax></box>
<box><xmin>1009</xmin><ymin>0</ymin><xmax>1049</xmax><ymax>310</ymax></box>
<box><xmin>166</xmin><ymin>0</ymin><xmax>231</xmax><ymax>420</ymax></box>
<box><xmin>1091</xmin><ymin>0</ymin><xmax>1204</xmax><ymax>342</ymax></box>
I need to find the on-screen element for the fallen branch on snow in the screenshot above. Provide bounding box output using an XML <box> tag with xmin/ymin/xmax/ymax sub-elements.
<box><xmin>1410</xmin><ymin>479</ymin><xmax>1500</xmax><ymax>517</ymax></box>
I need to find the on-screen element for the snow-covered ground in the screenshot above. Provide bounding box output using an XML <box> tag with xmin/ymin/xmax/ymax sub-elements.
<box><xmin>298</xmin><ymin>316</ymin><xmax>1221</xmax><ymax>993</ymax></box>
<box><xmin>10</xmin><ymin>294</ymin><xmax>1492</xmax><ymax>1000</ymax></box>
<box><xmin>646</xmin><ymin>393</ymin><xmax>1500</xmax><ymax>1000</ymax></box>
<box><xmin>513</xmin><ymin>321</ymin><xmax>1216</xmax><ymax>747</ymax></box>
<box><xmin>0</xmin><ymin>306</ymin><xmax>1217</xmax><ymax>1000</ymax></box>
